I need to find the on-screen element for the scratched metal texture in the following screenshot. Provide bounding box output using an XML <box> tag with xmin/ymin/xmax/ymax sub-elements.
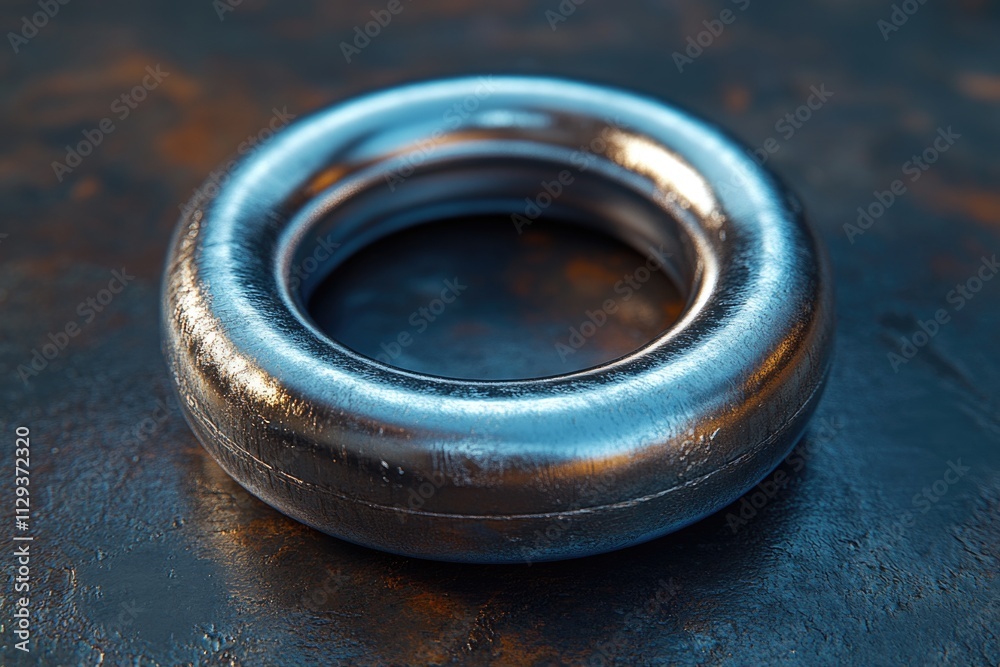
<box><xmin>1</xmin><ymin>0</ymin><xmax>999</xmax><ymax>665</ymax></box>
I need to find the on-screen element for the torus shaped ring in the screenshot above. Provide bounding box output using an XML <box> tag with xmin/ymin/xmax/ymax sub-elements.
<box><xmin>162</xmin><ymin>76</ymin><xmax>834</xmax><ymax>563</ymax></box>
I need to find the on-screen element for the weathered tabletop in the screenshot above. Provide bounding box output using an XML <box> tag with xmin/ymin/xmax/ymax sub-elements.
<box><xmin>2</xmin><ymin>1</ymin><xmax>999</xmax><ymax>665</ymax></box>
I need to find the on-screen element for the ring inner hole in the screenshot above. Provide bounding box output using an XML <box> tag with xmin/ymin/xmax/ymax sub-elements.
<box><xmin>287</xmin><ymin>155</ymin><xmax>698</xmax><ymax>381</ymax></box>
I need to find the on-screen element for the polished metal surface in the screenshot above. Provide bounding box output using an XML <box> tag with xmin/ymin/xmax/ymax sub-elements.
<box><xmin>161</xmin><ymin>76</ymin><xmax>834</xmax><ymax>563</ymax></box>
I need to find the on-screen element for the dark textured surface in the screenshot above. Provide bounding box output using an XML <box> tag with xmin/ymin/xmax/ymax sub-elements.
<box><xmin>1</xmin><ymin>1</ymin><xmax>999</xmax><ymax>665</ymax></box>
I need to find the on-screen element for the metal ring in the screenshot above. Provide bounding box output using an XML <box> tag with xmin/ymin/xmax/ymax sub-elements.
<box><xmin>162</xmin><ymin>76</ymin><xmax>834</xmax><ymax>563</ymax></box>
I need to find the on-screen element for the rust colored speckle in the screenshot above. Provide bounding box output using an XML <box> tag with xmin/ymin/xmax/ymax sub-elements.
<box><xmin>724</xmin><ymin>85</ymin><xmax>751</xmax><ymax>114</ymax></box>
<box><xmin>71</xmin><ymin>176</ymin><xmax>101</xmax><ymax>200</ymax></box>
<box><xmin>565</xmin><ymin>257</ymin><xmax>622</xmax><ymax>290</ymax></box>
<box><xmin>919</xmin><ymin>183</ymin><xmax>1000</xmax><ymax>227</ymax></box>
<box><xmin>957</xmin><ymin>72</ymin><xmax>1000</xmax><ymax>101</ymax></box>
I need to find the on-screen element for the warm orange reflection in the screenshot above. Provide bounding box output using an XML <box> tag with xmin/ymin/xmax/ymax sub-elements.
<box><xmin>605</xmin><ymin>129</ymin><xmax>720</xmax><ymax>221</ymax></box>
